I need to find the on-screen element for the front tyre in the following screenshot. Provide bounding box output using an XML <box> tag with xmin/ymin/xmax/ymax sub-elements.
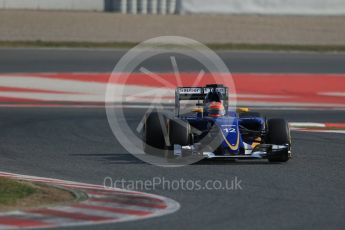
<box><xmin>267</xmin><ymin>118</ymin><xmax>291</xmax><ymax>162</ymax></box>
<box><xmin>169</xmin><ymin>119</ymin><xmax>191</xmax><ymax>146</ymax></box>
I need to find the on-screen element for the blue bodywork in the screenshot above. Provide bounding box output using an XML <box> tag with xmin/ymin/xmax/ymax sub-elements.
<box><xmin>180</xmin><ymin>110</ymin><xmax>266</xmax><ymax>155</ymax></box>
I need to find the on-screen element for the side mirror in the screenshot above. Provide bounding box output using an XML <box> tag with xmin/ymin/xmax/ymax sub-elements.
<box><xmin>192</xmin><ymin>107</ymin><xmax>204</xmax><ymax>113</ymax></box>
<box><xmin>237</xmin><ymin>107</ymin><xmax>250</xmax><ymax>113</ymax></box>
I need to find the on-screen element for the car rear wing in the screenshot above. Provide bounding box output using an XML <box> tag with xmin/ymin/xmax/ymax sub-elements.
<box><xmin>175</xmin><ymin>84</ymin><xmax>229</xmax><ymax>116</ymax></box>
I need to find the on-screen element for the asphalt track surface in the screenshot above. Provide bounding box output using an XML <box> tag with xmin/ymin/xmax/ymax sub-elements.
<box><xmin>0</xmin><ymin>49</ymin><xmax>345</xmax><ymax>230</ymax></box>
<box><xmin>0</xmin><ymin>107</ymin><xmax>345</xmax><ymax>230</ymax></box>
<box><xmin>1</xmin><ymin>48</ymin><xmax>345</xmax><ymax>73</ymax></box>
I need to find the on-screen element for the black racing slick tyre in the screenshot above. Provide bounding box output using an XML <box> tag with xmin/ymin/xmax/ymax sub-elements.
<box><xmin>143</xmin><ymin>112</ymin><xmax>169</xmax><ymax>156</ymax></box>
<box><xmin>267</xmin><ymin>118</ymin><xmax>291</xmax><ymax>162</ymax></box>
<box><xmin>169</xmin><ymin>119</ymin><xmax>191</xmax><ymax>146</ymax></box>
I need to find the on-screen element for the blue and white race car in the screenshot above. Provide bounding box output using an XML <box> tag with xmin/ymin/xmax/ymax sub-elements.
<box><xmin>143</xmin><ymin>84</ymin><xmax>291</xmax><ymax>163</ymax></box>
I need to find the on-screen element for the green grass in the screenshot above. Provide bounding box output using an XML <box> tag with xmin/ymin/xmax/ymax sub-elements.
<box><xmin>0</xmin><ymin>178</ymin><xmax>36</xmax><ymax>205</ymax></box>
<box><xmin>0</xmin><ymin>41</ymin><xmax>136</xmax><ymax>49</ymax></box>
<box><xmin>1</xmin><ymin>40</ymin><xmax>345</xmax><ymax>52</ymax></box>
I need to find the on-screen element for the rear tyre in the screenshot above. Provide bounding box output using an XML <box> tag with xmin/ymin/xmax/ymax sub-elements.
<box><xmin>267</xmin><ymin>118</ymin><xmax>291</xmax><ymax>162</ymax></box>
<box><xmin>143</xmin><ymin>112</ymin><xmax>169</xmax><ymax>156</ymax></box>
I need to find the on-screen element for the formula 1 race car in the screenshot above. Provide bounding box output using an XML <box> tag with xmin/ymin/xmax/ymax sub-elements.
<box><xmin>143</xmin><ymin>84</ymin><xmax>291</xmax><ymax>162</ymax></box>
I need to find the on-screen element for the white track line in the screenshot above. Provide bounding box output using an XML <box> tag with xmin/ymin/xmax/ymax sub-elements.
<box><xmin>289</xmin><ymin>122</ymin><xmax>326</xmax><ymax>128</ymax></box>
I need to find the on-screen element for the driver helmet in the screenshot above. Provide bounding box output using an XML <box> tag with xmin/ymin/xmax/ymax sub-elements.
<box><xmin>207</xmin><ymin>101</ymin><xmax>225</xmax><ymax>117</ymax></box>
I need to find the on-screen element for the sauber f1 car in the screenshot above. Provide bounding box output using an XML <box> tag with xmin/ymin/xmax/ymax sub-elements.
<box><xmin>143</xmin><ymin>84</ymin><xmax>291</xmax><ymax>162</ymax></box>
